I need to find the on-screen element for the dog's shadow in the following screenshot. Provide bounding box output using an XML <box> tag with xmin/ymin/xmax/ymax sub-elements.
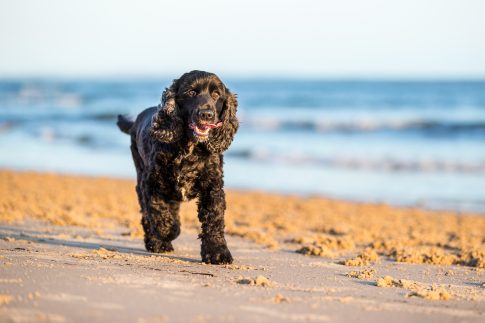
<box><xmin>0</xmin><ymin>224</ymin><xmax>200</xmax><ymax>264</ymax></box>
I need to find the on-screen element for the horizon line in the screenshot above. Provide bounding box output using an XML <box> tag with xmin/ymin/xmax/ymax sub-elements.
<box><xmin>1</xmin><ymin>73</ymin><xmax>485</xmax><ymax>82</ymax></box>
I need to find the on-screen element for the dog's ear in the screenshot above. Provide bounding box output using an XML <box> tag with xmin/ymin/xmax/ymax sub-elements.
<box><xmin>206</xmin><ymin>89</ymin><xmax>239</xmax><ymax>154</ymax></box>
<box><xmin>150</xmin><ymin>79</ymin><xmax>184</xmax><ymax>143</ymax></box>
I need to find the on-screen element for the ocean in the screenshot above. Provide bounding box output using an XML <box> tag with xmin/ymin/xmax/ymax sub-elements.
<box><xmin>0</xmin><ymin>79</ymin><xmax>484</xmax><ymax>213</ymax></box>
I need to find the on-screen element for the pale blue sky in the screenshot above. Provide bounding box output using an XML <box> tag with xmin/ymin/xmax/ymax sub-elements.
<box><xmin>1</xmin><ymin>0</ymin><xmax>484</xmax><ymax>78</ymax></box>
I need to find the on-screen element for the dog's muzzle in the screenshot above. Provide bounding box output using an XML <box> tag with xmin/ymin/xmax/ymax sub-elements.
<box><xmin>189</xmin><ymin>122</ymin><xmax>223</xmax><ymax>139</ymax></box>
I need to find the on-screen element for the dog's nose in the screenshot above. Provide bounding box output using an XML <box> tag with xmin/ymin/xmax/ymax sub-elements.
<box><xmin>198</xmin><ymin>109</ymin><xmax>214</xmax><ymax>121</ymax></box>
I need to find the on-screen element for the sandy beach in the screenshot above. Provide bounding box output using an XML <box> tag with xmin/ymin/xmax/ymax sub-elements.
<box><xmin>1</xmin><ymin>170</ymin><xmax>484</xmax><ymax>322</ymax></box>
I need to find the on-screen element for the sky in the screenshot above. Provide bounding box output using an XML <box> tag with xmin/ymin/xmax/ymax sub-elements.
<box><xmin>0</xmin><ymin>0</ymin><xmax>484</xmax><ymax>78</ymax></box>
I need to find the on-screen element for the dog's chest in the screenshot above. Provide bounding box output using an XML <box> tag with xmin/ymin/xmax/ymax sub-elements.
<box><xmin>172</xmin><ymin>152</ymin><xmax>206</xmax><ymax>201</ymax></box>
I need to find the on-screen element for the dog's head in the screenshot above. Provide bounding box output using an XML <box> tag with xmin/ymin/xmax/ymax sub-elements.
<box><xmin>151</xmin><ymin>70</ymin><xmax>239</xmax><ymax>153</ymax></box>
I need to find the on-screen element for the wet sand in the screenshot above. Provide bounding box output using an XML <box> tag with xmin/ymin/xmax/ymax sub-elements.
<box><xmin>0</xmin><ymin>170</ymin><xmax>484</xmax><ymax>322</ymax></box>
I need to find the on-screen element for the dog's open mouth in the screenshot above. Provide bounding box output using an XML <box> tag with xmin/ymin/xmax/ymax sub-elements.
<box><xmin>189</xmin><ymin>122</ymin><xmax>223</xmax><ymax>139</ymax></box>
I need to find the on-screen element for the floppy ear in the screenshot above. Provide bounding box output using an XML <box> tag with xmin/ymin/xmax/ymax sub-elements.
<box><xmin>206</xmin><ymin>89</ymin><xmax>239</xmax><ymax>154</ymax></box>
<box><xmin>150</xmin><ymin>79</ymin><xmax>184</xmax><ymax>143</ymax></box>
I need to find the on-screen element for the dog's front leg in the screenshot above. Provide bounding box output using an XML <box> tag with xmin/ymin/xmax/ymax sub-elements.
<box><xmin>197</xmin><ymin>184</ymin><xmax>233</xmax><ymax>264</ymax></box>
<box><xmin>141</xmin><ymin>195</ymin><xmax>181</xmax><ymax>254</ymax></box>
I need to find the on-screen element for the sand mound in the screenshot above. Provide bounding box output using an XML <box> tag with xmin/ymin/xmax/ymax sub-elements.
<box><xmin>0</xmin><ymin>294</ymin><xmax>14</xmax><ymax>305</ymax></box>
<box><xmin>237</xmin><ymin>275</ymin><xmax>273</xmax><ymax>287</ymax></box>
<box><xmin>408</xmin><ymin>288</ymin><xmax>452</xmax><ymax>301</ymax></box>
<box><xmin>296</xmin><ymin>245</ymin><xmax>335</xmax><ymax>258</ymax></box>
<box><xmin>376</xmin><ymin>276</ymin><xmax>452</xmax><ymax>300</ymax></box>
<box><xmin>342</xmin><ymin>249</ymin><xmax>380</xmax><ymax>266</ymax></box>
<box><xmin>346</xmin><ymin>269</ymin><xmax>376</xmax><ymax>279</ymax></box>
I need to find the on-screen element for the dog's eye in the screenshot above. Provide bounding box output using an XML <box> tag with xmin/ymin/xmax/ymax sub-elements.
<box><xmin>187</xmin><ymin>90</ymin><xmax>197</xmax><ymax>97</ymax></box>
<box><xmin>212</xmin><ymin>92</ymin><xmax>220</xmax><ymax>100</ymax></box>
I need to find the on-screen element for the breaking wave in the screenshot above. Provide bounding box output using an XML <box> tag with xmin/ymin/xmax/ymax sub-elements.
<box><xmin>241</xmin><ymin>118</ymin><xmax>485</xmax><ymax>136</ymax></box>
<box><xmin>227</xmin><ymin>149</ymin><xmax>485</xmax><ymax>174</ymax></box>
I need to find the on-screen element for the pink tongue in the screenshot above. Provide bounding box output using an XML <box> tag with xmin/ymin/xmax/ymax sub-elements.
<box><xmin>190</xmin><ymin>122</ymin><xmax>223</xmax><ymax>131</ymax></box>
<box><xmin>205</xmin><ymin>122</ymin><xmax>223</xmax><ymax>129</ymax></box>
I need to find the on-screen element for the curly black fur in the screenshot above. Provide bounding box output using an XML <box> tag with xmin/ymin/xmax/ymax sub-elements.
<box><xmin>117</xmin><ymin>71</ymin><xmax>238</xmax><ymax>264</ymax></box>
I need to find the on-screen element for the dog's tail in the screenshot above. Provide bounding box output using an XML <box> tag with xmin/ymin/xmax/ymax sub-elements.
<box><xmin>117</xmin><ymin>115</ymin><xmax>134</xmax><ymax>134</ymax></box>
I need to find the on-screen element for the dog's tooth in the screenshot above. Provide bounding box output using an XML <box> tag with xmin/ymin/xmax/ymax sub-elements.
<box><xmin>194</xmin><ymin>126</ymin><xmax>210</xmax><ymax>137</ymax></box>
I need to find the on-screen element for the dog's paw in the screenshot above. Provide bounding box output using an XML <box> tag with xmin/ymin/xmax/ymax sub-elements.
<box><xmin>201</xmin><ymin>243</ymin><xmax>233</xmax><ymax>265</ymax></box>
<box><xmin>145</xmin><ymin>240</ymin><xmax>174</xmax><ymax>253</ymax></box>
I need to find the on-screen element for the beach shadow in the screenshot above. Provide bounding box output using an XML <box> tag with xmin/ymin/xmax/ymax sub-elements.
<box><xmin>278</xmin><ymin>248</ymin><xmax>302</xmax><ymax>254</ymax></box>
<box><xmin>352</xmin><ymin>279</ymin><xmax>378</xmax><ymax>287</ymax></box>
<box><xmin>0</xmin><ymin>224</ymin><xmax>201</xmax><ymax>264</ymax></box>
<box><xmin>463</xmin><ymin>281</ymin><xmax>485</xmax><ymax>288</ymax></box>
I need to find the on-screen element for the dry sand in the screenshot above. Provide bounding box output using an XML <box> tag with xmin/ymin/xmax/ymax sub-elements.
<box><xmin>0</xmin><ymin>170</ymin><xmax>484</xmax><ymax>322</ymax></box>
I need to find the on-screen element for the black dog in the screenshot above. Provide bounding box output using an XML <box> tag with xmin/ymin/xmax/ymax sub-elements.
<box><xmin>117</xmin><ymin>71</ymin><xmax>238</xmax><ymax>264</ymax></box>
